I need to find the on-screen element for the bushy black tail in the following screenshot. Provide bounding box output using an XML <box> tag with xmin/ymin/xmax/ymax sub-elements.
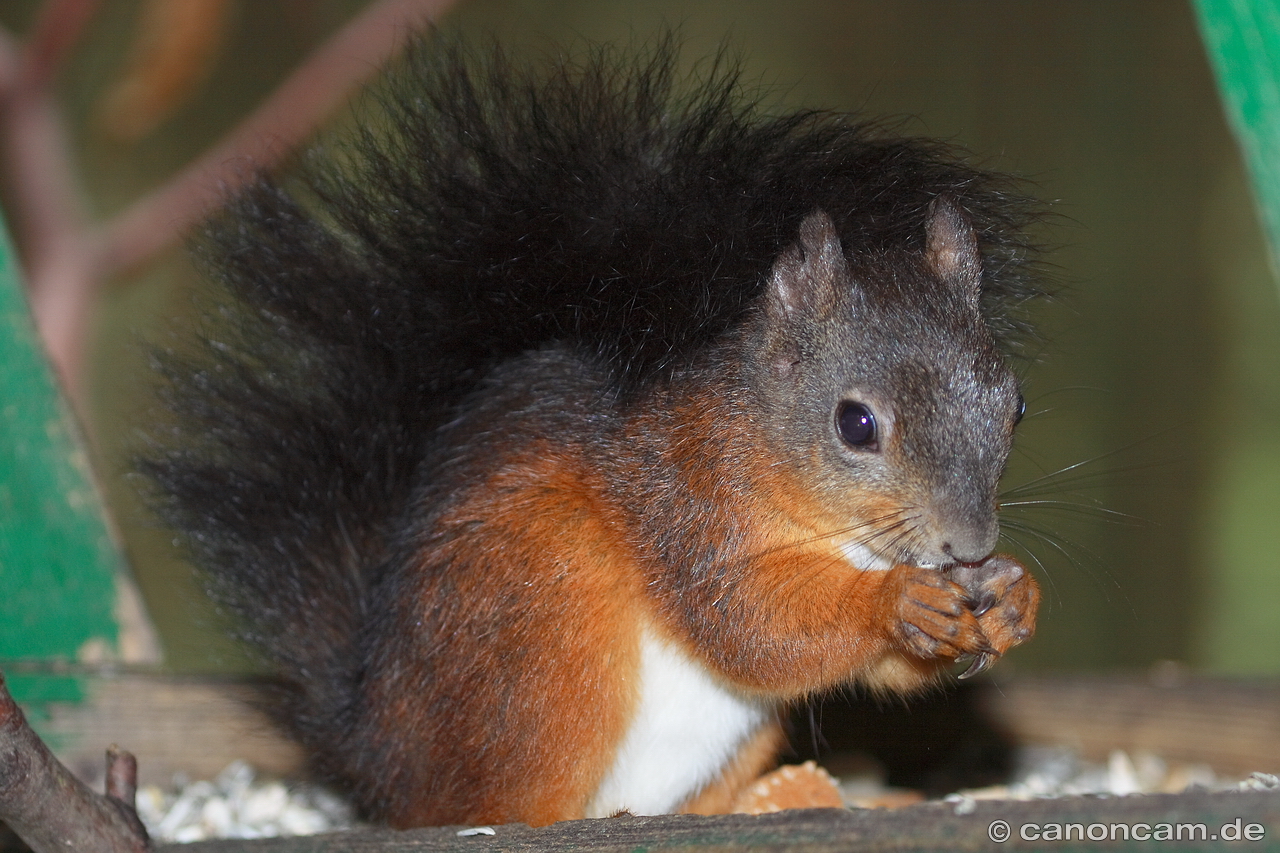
<box><xmin>139</xmin><ymin>32</ymin><xmax>1045</xmax><ymax>778</ymax></box>
<box><xmin>140</xmin><ymin>177</ymin><xmax>441</xmax><ymax>757</ymax></box>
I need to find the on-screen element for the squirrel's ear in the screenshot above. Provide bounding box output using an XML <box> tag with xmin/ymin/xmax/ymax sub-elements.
<box><xmin>766</xmin><ymin>209</ymin><xmax>846</xmax><ymax>324</ymax></box>
<box><xmin>924</xmin><ymin>195</ymin><xmax>982</xmax><ymax>304</ymax></box>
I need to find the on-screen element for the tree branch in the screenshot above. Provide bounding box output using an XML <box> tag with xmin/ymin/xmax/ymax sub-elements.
<box><xmin>0</xmin><ymin>0</ymin><xmax>458</xmax><ymax>397</ymax></box>
<box><xmin>97</xmin><ymin>0</ymin><xmax>456</xmax><ymax>278</ymax></box>
<box><xmin>19</xmin><ymin>0</ymin><xmax>104</xmax><ymax>91</ymax></box>
<box><xmin>0</xmin><ymin>4</ymin><xmax>102</xmax><ymax>388</ymax></box>
<box><xmin>0</xmin><ymin>671</ymin><xmax>150</xmax><ymax>853</ymax></box>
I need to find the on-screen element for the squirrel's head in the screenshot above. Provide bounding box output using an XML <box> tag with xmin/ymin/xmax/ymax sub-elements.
<box><xmin>746</xmin><ymin>198</ymin><xmax>1024</xmax><ymax>570</ymax></box>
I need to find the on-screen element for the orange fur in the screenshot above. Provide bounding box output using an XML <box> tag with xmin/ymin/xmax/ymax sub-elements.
<box><xmin>356</xmin><ymin>330</ymin><xmax>1039</xmax><ymax>827</ymax></box>
<box><xmin>635</xmin><ymin>392</ymin><xmax>998</xmax><ymax>698</ymax></box>
<box><xmin>353</xmin><ymin>397</ymin><xmax>1034</xmax><ymax>826</ymax></box>
<box><xmin>362</xmin><ymin>440</ymin><xmax>648</xmax><ymax>827</ymax></box>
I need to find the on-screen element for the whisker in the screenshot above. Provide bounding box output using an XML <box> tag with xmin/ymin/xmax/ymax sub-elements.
<box><xmin>770</xmin><ymin>513</ymin><xmax>919</xmax><ymax>570</ymax></box>
<box><xmin>1026</xmin><ymin>385</ymin><xmax>1118</xmax><ymax>400</ymax></box>
<box><xmin>866</xmin><ymin>518</ymin><xmax>919</xmax><ymax>563</ymax></box>
<box><xmin>742</xmin><ymin>509</ymin><xmax>927</xmax><ymax>608</ymax></box>
<box><xmin>1001</xmin><ymin>458</ymin><xmax>1174</xmax><ymax>499</ymax></box>
<box><xmin>1004</xmin><ymin>421</ymin><xmax>1180</xmax><ymax>497</ymax></box>
<box><xmin>999</xmin><ymin>518</ymin><xmax>1120</xmax><ymax>596</ymax></box>
<box><xmin>761</xmin><ymin>509</ymin><xmax>911</xmax><ymax>557</ymax></box>
<box><xmin>997</xmin><ymin>526</ymin><xmax>1059</xmax><ymax>603</ymax></box>
<box><xmin>752</xmin><ymin>544</ymin><xmax>846</xmax><ymax>605</ymax></box>
<box><xmin>1000</xmin><ymin>499</ymin><xmax>1146</xmax><ymax>525</ymax></box>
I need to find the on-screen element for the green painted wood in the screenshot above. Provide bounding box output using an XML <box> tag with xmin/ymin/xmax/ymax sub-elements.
<box><xmin>1192</xmin><ymin>0</ymin><xmax>1280</xmax><ymax>675</ymax></box>
<box><xmin>1193</xmin><ymin>0</ymin><xmax>1280</xmax><ymax>283</ymax></box>
<box><xmin>0</xmin><ymin>213</ymin><xmax>122</xmax><ymax>702</ymax></box>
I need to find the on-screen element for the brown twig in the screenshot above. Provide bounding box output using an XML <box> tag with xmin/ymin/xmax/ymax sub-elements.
<box><xmin>19</xmin><ymin>0</ymin><xmax>103</xmax><ymax>91</ymax></box>
<box><xmin>0</xmin><ymin>672</ymin><xmax>150</xmax><ymax>853</ymax></box>
<box><xmin>97</xmin><ymin>0</ymin><xmax>455</xmax><ymax>278</ymax></box>
<box><xmin>0</xmin><ymin>5</ymin><xmax>102</xmax><ymax>389</ymax></box>
<box><xmin>105</xmin><ymin>744</ymin><xmax>139</xmax><ymax>806</ymax></box>
<box><xmin>0</xmin><ymin>0</ymin><xmax>458</xmax><ymax>398</ymax></box>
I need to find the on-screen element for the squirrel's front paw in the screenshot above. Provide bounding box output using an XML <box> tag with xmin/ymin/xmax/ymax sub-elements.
<box><xmin>947</xmin><ymin>556</ymin><xmax>1040</xmax><ymax>677</ymax></box>
<box><xmin>888</xmin><ymin>566</ymin><xmax>992</xmax><ymax>662</ymax></box>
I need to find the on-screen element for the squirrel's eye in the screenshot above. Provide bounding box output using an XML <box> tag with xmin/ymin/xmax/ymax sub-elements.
<box><xmin>837</xmin><ymin>401</ymin><xmax>877</xmax><ymax>449</ymax></box>
<box><xmin>1014</xmin><ymin>393</ymin><xmax>1026</xmax><ymax>426</ymax></box>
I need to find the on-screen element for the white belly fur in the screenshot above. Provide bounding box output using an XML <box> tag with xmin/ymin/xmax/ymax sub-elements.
<box><xmin>585</xmin><ymin>633</ymin><xmax>772</xmax><ymax>818</ymax></box>
<box><xmin>841</xmin><ymin>541</ymin><xmax>893</xmax><ymax>571</ymax></box>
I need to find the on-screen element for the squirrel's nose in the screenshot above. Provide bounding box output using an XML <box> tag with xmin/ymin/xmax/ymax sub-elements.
<box><xmin>935</xmin><ymin>518</ymin><xmax>999</xmax><ymax>565</ymax></box>
<box><xmin>942</xmin><ymin>540</ymin><xmax>990</xmax><ymax>565</ymax></box>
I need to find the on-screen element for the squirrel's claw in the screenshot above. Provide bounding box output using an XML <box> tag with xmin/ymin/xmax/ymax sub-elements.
<box><xmin>949</xmin><ymin>555</ymin><xmax>1040</xmax><ymax>658</ymax></box>
<box><xmin>964</xmin><ymin>590</ymin><xmax>997</xmax><ymax>618</ymax></box>
<box><xmin>956</xmin><ymin>651</ymin><xmax>997</xmax><ymax>679</ymax></box>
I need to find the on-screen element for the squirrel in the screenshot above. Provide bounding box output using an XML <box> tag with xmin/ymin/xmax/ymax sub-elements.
<box><xmin>140</xmin><ymin>35</ymin><xmax>1046</xmax><ymax>828</ymax></box>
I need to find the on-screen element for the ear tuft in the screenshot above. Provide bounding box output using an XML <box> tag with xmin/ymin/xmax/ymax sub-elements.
<box><xmin>767</xmin><ymin>209</ymin><xmax>846</xmax><ymax>323</ymax></box>
<box><xmin>924</xmin><ymin>195</ymin><xmax>982</xmax><ymax>304</ymax></box>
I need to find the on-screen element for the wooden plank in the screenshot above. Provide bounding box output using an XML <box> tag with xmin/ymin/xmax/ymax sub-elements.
<box><xmin>164</xmin><ymin>791</ymin><xmax>1280</xmax><ymax>852</ymax></box>
<box><xmin>27</xmin><ymin>672</ymin><xmax>1280</xmax><ymax>789</ymax></box>
<box><xmin>980</xmin><ymin>674</ymin><xmax>1280</xmax><ymax>777</ymax></box>
<box><xmin>13</xmin><ymin>672</ymin><xmax>1280</xmax><ymax>850</ymax></box>
<box><xmin>30</xmin><ymin>673</ymin><xmax>305</xmax><ymax>787</ymax></box>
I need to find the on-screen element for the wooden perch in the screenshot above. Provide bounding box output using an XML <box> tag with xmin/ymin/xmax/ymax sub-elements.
<box><xmin>23</xmin><ymin>671</ymin><xmax>1280</xmax><ymax>797</ymax></box>
<box><xmin>5</xmin><ymin>669</ymin><xmax>1280</xmax><ymax>851</ymax></box>
<box><xmin>981</xmin><ymin>673</ymin><xmax>1280</xmax><ymax>777</ymax></box>
<box><xmin>0</xmin><ymin>672</ymin><xmax>150</xmax><ymax>853</ymax></box>
<box><xmin>164</xmin><ymin>791</ymin><xmax>1280</xmax><ymax>852</ymax></box>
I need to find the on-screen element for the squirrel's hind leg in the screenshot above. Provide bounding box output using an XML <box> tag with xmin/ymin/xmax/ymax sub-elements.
<box><xmin>677</xmin><ymin>721</ymin><xmax>844</xmax><ymax>815</ymax></box>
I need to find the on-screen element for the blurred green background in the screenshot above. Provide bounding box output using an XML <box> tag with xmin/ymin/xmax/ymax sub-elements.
<box><xmin>2</xmin><ymin>0</ymin><xmax>1277</xmax><ymax>676</ymax></box>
